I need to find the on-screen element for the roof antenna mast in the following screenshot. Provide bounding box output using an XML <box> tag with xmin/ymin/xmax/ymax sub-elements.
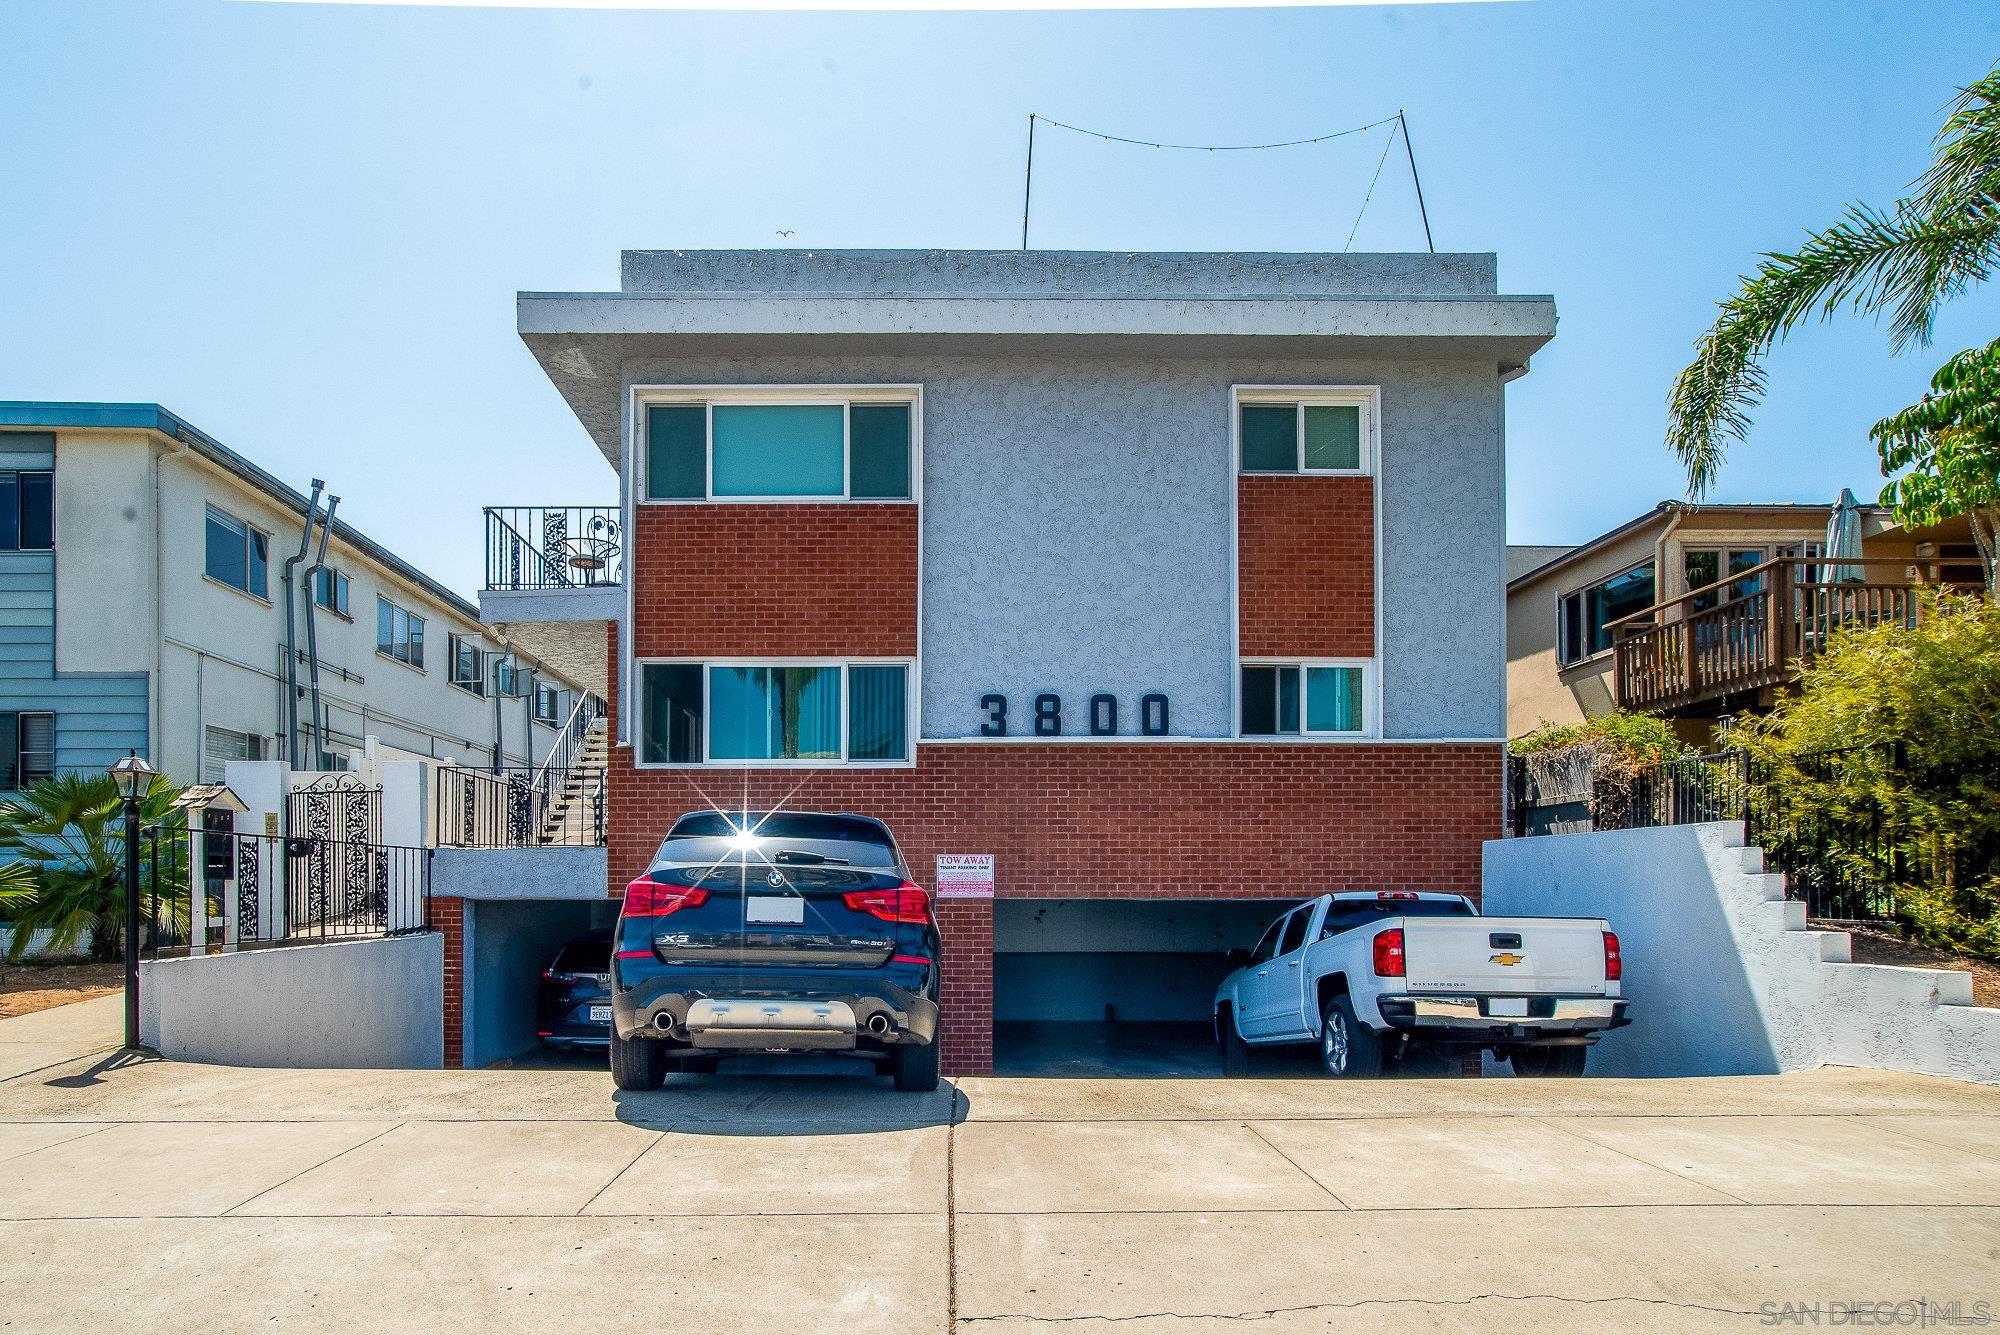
<box><xmin>1398</xmin><ymin>110</ymin><xmax>1435</xmax><ymax>254</ymax></box>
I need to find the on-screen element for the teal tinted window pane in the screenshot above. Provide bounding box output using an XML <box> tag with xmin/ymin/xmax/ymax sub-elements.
<box><xmin>712</xmin><ymin>405</ymin><xmax>844</xmax><ymax>497</ymax></box>
<box><xmin>646</xmin><ymin>405</ymin><xmax>707</xmax><ymax>500</ymax></box>
<box><xmin>708</xmin><ymin>666</ymin><xmax>775</xmax><ymax>760</ymax></box>
<box><xmin>1240</xmin><ymin>404</ymin><xmax>1297</xmax><ymax>472</ymax></box>
<box><xmin>1303</xmin><ymin>405</ymin><xmax>1361</xmax><ymax>470</ymax></box>
<box><xmin>641</xmin><ymin>664</ymin><xmax>702</xmax><ymax>764</ymax></box>
<box><xmin>1306</xmin><ymin>667</ymin><xmax>1363</xmax><ymax>732</ymax></box>
<box><xmin>849</xmin><ymin>404</ymin><xmax>911</xmax><ymax>499</ymax></box>
<box><xmin>707</xmin><ymin>665</ymin><xmax>841</xmax><ymax>759</ymax></box>
<box><xmin>1277</xmin><ymin>666</ymin><xmax>1300</xmax><ymax>733</ymax></box>
<box><xmin>847</xmin><ymin>666</ymin><xmax>907</xmax><ymax>760</ymax></box>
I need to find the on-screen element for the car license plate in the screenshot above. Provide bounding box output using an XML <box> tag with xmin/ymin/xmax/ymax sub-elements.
<box><xmin>747</xmin><ymin>897</ymin><xmax>804</xmax><ymax>924</ymax></box>
<box><xmin>588</xmin><ymin>1005</ymin><xmax>612</xmax><ymax>1022</ymax></box>
<box><xmin>1488</xmin><ymin>998</ymin><xmax>1528</xmax><ymax>1018</ymax></box>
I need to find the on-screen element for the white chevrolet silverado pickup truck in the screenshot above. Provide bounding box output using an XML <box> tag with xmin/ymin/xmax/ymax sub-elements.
<box><xmin>1214</xmin><ymin>891</ymin><xmax>1629</xmax><ymax>1077</ymax></box>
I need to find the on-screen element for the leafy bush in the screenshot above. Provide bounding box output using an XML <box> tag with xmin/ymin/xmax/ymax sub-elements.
<box><xmin>1511</xmin><ymin>711</ymin><xmax>1688</xmax><ymax>781</ymax></box>
<box><xmin>1736</xmin><ymin>593</ymin><xmax>2000</xmax><ymax>955</ymax></box>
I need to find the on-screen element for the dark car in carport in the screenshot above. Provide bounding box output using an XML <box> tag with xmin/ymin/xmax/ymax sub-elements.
<box><xmin>608</xmin><ymin>810</ymin><xmax>941</xmax><ymax>1092</ymax></box>
<box><xmin>537</xmin><ymin>932</ymin><xmax>613</xmax><ymax>1050</ymax></box>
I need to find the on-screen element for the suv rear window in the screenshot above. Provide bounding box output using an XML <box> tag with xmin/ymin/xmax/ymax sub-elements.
<box><xmin>659</xmin><ymin>811</ymin><xmax>899</xmax><ymax>869</ymax></box>
<box><xmin>551</xmin><ymin>938</ymin><xmax>609</xmax><ymax>973</ymax></box>
<box><xmin>1321</xmin><ymin>898</ymin><xmax>1473</xmax><ymax>937</ymax></box>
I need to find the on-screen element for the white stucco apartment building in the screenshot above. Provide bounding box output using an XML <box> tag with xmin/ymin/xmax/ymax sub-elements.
<box><xmin>0</xmin><ymin>402</ymin><xmax>591</xmax><ymax>791</ymax></box>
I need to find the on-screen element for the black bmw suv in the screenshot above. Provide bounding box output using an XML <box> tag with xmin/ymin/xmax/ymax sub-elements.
<box><xmin>609</xmin><ymin>810</ymin><xmax>942</xmax><ymax>1092</ymax></box>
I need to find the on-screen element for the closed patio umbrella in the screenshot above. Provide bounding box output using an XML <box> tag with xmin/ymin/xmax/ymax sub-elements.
<box><xmin>1824</xmin><ymin>488</ymin><xmax>1866</xmax><ymax>584</ymax></box>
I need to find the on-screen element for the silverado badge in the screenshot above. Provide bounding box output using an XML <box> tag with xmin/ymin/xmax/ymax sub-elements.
<box><xmin>1489</xmin><ymin>952</ymin><xmax>1525</xmax><ymax>967</ymax></box>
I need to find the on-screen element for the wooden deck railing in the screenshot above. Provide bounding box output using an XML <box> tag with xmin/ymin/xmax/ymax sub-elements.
<box><xmin>1610</xmin><ymin>557</ymin><xmax>1943</xmax><ymax>712</ymax></box>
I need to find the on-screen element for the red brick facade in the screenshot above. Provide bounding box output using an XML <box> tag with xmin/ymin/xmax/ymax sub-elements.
<box><xmin>631</xmin><ymin>503</ymin><xmax>918</xmax><ymax>658</ymax></box>
<box><xmin>1237</xmin><ymin>475</ymin><xmax>1375</xmax><ymax>658</ymax></box>
<box><xmin>432</xmin><ymin>895</ymin><xmax>465</xmax><ymax>1069</ymax></box>
<box><xmin>602</xmin><ymin>738</ymin><xmax>1501</xmax><ymax>1075</ymax></box>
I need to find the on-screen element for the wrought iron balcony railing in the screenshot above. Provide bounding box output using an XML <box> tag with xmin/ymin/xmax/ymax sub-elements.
<box><xmin>485</xmin><ymin>506</ymin><xmax>622</xmax><ymax>591</ymax></box>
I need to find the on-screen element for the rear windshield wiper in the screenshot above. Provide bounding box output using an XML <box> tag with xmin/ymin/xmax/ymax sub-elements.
<box><xmin>770</xmin><ymin>849</ymin><xmax>849</xmax><ymax>865</ymax></box>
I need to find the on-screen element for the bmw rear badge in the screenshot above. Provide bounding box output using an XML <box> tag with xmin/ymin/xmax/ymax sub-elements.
<box><xmin>767</xmin><ymin>871</ymin><xmax>784</xmax><ymax>887</ymax></box>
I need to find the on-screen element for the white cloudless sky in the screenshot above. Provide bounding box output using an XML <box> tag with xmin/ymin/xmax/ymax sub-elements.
<box><xmin>2</xmin><ymin>0</ymin><xmax>1995</xmax><ymax>593</ymax></box>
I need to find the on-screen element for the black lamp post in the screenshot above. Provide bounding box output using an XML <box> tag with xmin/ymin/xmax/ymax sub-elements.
<box><xmin>108</xmin><ymin>751</ymin><xmax>155</xmax><ymax>1051</ymax></box>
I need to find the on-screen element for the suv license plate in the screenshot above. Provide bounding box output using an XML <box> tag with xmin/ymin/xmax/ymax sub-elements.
<box><xmin>747</xmin><ymin>897</ymin><xmax>805</xmax><ymax>924</ymax></box>
<box><xmin>589</xmin><ymin>1005</ymin><xmax>612</xmax><ymax>1022</ymax></box>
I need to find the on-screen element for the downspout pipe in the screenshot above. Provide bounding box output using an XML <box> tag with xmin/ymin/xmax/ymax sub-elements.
<box><xmin>282</xmin><ymin>480</ymin><xmax>326</xmax><ymax>767</ymax></box>
<box><xmin>302</xmin><ymin>495</ymin><xmax>339</xmax><ymax>770</ymax></box>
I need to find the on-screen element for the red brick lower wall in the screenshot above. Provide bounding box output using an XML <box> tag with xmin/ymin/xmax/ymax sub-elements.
<box><xmin>605</xmin><ymin>742</ymin><xmax>1502</xmax><ymax>1076</ymax></box>
<box><xmin>433</xmin><ymin>896</ymin><xmax>465</xmax><ymax>1070</ymax></box>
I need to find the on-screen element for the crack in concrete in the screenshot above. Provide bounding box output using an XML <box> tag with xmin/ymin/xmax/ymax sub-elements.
<box><xmin>957</xmin><ymin>1292</ymin><xmax>1762</xmax><ymax>1324</ymax></box>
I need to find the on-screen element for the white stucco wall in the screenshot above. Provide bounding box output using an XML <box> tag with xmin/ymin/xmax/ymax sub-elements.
<box><xmin>47</xmin><ymin>427</ymin><xmax>586</xmax><ymax>787</ymax></box>
<box><xmin>1483</xmin><ymin>823</ymin><xmax>2000</xmax><ymax>1084</ymax></box>
<box><xmin>139</xmin><ymin>932</ymin><xmax>444</xmax><ymax>1068</ymax></box>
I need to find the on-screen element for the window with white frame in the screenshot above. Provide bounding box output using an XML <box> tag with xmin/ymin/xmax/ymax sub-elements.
<box><xmin>1237</xmin><ymin>392</ymin><xmax>1373</xmax><ymax>475</ymax></box>
<box><xmin>637</xmin><ymin>660</ymin><xmax>910</xmax><ymax>765</ymax></box>
<box><xmin>643</xmin><ymin>394</ymin><xmax>914</xmax><ymax>501</ymax></box>
<box><xmin>376</xmin><ymin>596</ymin><xmax>426</xmax><ymax>669</ymax></box>
<box><xmin>494</xmin><ymin>656</ymin><xmax>526</xmax><ymax>698</ymax></box>
<box><xmin>447</xmin><ymin>635</ymin><xmax>486</xmax><ymax>696</ymax></box>
<box><xmin>204</xmin><ymin>505</ymin><xmax>270</xmax><ymax>598</ymax></box>
<box><xmin>202</xmin><ymin>725</ymin><xmax>266</xmax><ymax>784</ymax></box>
<box><xmin>1239</xmin><ymin>662</ymin><xmax>1371</xmax><ymax>737</ymax></box>
<box><xmin>311</xmin><ymin>567</ymin><xmax>351</xmax><ymax>617</ymax></box>
<box><xmin>534</xmin><ymin>681</ymin><xmax>564</xmax><ymax>725</ymax></box>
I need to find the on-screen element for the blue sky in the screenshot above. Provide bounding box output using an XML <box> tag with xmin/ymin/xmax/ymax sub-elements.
<box><xmin>2</xmin><ymin>0</ymin><xmax>1995</xmax><ymax>593</ymax></box>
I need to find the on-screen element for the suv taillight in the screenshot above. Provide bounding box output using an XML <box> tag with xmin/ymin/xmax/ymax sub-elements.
<box><xmin>623</xmin><ymin>876</ymin><xmax>710</xmax><ymax>918</ymax></box>
<box><xmin>1604</xmin><ymin>930</ymin><xmax>1622</xmax><ymax>981</ymax></box>
<box><xmin>842</xmin><ymin>883</ymin><xmax>933</xmax><ymax>924</ymax></box>
<box><xmin>1372</xmin><ymin>927</ymin><xmax>1406</xmax><ymax>978</ymax></box>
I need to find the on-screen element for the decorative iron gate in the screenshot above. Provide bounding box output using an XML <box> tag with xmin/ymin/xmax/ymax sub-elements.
<box><xmin>286</xmin><ymin>776</ymin><xmax>386</xmax><ymax>931</ymax></box>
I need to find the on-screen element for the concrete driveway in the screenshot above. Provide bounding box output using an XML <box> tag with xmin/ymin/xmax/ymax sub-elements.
<box><xmin>2</xmin><ymin>1001</ymin><xmax>1998</xmax><ymax>1333</ymax></box>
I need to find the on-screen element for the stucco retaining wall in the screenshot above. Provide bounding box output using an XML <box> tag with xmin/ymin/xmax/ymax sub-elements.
<box><xmin>139</xmin><ymin>932</ymin><xmax>443</xmax><ymax>1068</ymax></box>
<box><xmin>1483</xmin><ymin>822</ymin><xmax>2000</xmax><ymax>1083</ymax></box>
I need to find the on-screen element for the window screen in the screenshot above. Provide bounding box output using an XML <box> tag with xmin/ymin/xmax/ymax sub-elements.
<box><xmin>1302</xmin><ymin>405</ymin><xmax>1362</xmax><ymax>470</ymax></box>
<box><xmin>848</xmin><ymin>404</ymin><xmax>911</xmax><ymax>499</ymax></box>
<box><xmin>847</xmin><ymin>665</ymin><xmax>907</xmax><ymax>761</ymax></box>
<box><xmin>646</xmin><ymin>404</ymin><xmax>706</xmax><ymax>500</ymax></box>
<box><xmin>1240</xmin><ymin>404</ymin><xmax>1297</xmax><ymax>472</ymax></box>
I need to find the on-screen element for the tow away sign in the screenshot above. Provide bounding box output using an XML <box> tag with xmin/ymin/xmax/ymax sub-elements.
<box><xmin>936</xmin><ymin>854</ymin><xmax>994</xmax><ymax>899</ymax></box>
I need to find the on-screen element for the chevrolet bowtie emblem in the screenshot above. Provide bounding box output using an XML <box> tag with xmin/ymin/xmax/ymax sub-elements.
<box><xmin>1490</xmin><ymin>952</ymin><xmax>1524</xmax><ymax>967</ymax></box>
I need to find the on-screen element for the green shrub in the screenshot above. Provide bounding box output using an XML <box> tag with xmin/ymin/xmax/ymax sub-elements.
<box><xmin>1737</xmin><ymin>593</ymin><xmax>2000</xmax><ymax>956</ymax></box>
<box><xmin>1512</xmin><ymin>711</ymin><xmax>1687</xmax><ymax>776</ymax></box>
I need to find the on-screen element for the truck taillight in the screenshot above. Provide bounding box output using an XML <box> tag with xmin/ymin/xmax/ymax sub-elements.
<box><xmin>843</xmin><ymin>883</ymin><xmax>933</xmax><ymax>924</ymax></box>
<box><xmin>1603</xmin><ymin>931</ymin><xmax>1622</xmax><ymax>981</ymax></box>
<box><xmin>1372</xmin><ymin>927</ymin><xmax>1406</xmax><ymax>978</ymax></box>
<box><xmin>622</xmin><ymin>877</ymin><xmax>710</xmax><ymax>918</ymax></box>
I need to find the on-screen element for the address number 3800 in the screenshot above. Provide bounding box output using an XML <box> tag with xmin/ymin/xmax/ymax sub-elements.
<box><xmin>977</xmin><ymin>692</ymin><xmax>1170</xmax><ymax>738</ymax></box>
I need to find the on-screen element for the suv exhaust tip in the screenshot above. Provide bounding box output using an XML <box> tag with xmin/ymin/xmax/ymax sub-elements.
<box><xmin>865</xmin><ymin>1013</ymin><xmax>895</xmax><ymax>1038</ymax></box>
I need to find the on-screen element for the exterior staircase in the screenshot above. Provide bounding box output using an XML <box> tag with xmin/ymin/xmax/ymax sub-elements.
<box><xmin>535</xmin><ymin>715</ymin><xmax>608</xmax><ymax>846</ymax></box>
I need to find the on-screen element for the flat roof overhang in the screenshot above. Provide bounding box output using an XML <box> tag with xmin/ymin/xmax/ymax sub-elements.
<box><xmin>517</xmin><ymin>292</ymin><xmax>1557</xmax><ymax>465</ymax></box>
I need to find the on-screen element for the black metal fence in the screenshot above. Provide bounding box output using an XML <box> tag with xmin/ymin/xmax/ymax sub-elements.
<box><xmin>484</xmin><ymin>506</ymin><xmax>622</xmax><ymax>591</ymax></box>
<box><xmin>142</xmin><ymin>825</ymin><xmax>431</xmax><ymax>958</ymax></box>
<box><xmin>436</xmin><ymin>765</ymin><xmax>606</xmax><ymax>848</ymax></box>
<box><xmin>1509</xmin><ymin>743</ymin><xmax>1997</xmax><ymax>924</ymax></box>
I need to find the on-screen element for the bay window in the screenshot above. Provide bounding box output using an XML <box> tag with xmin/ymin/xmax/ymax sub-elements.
<box><xmin>637</xmin><ymin>660</ymin><xmax>911</xmax><ymax>765</ymax></box>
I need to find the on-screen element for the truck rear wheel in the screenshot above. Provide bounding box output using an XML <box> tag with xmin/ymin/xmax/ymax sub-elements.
<box><xmin>1511</xmin><ymin>1045</ymin><xmax>1588</xmax><ymax>1078</ymax></box>
<box><xmin>1218</xmin><ymin>1008</ymin><xmax>1251</xmax><ymax>1076</ymax></box>
<box><xmin>1320</xmin><ymin>996</ymin><xmax>1383</xmax><ymax>1078</ymax></box>
<box><xmin>610</xmin><ymin>1027</ymin><xmax>667</xmax><ymax>1091</ymax></box>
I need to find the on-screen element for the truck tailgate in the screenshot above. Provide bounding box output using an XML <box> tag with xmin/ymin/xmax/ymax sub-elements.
<box><xmin>1401</xmin><ymin>916</ymin><xmax>1609</xmax><ymax>994</ymax></box>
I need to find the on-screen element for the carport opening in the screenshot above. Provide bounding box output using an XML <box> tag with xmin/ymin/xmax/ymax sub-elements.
<box><xmin>465</xmin><ymin>896</ymin><xmax>621</xmax><ymax>1069</ymax></box>
<box><xmin>992</xmin><ymin>899</ymin><xmax>1299</xmax><ymax>1077</ymax></box>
